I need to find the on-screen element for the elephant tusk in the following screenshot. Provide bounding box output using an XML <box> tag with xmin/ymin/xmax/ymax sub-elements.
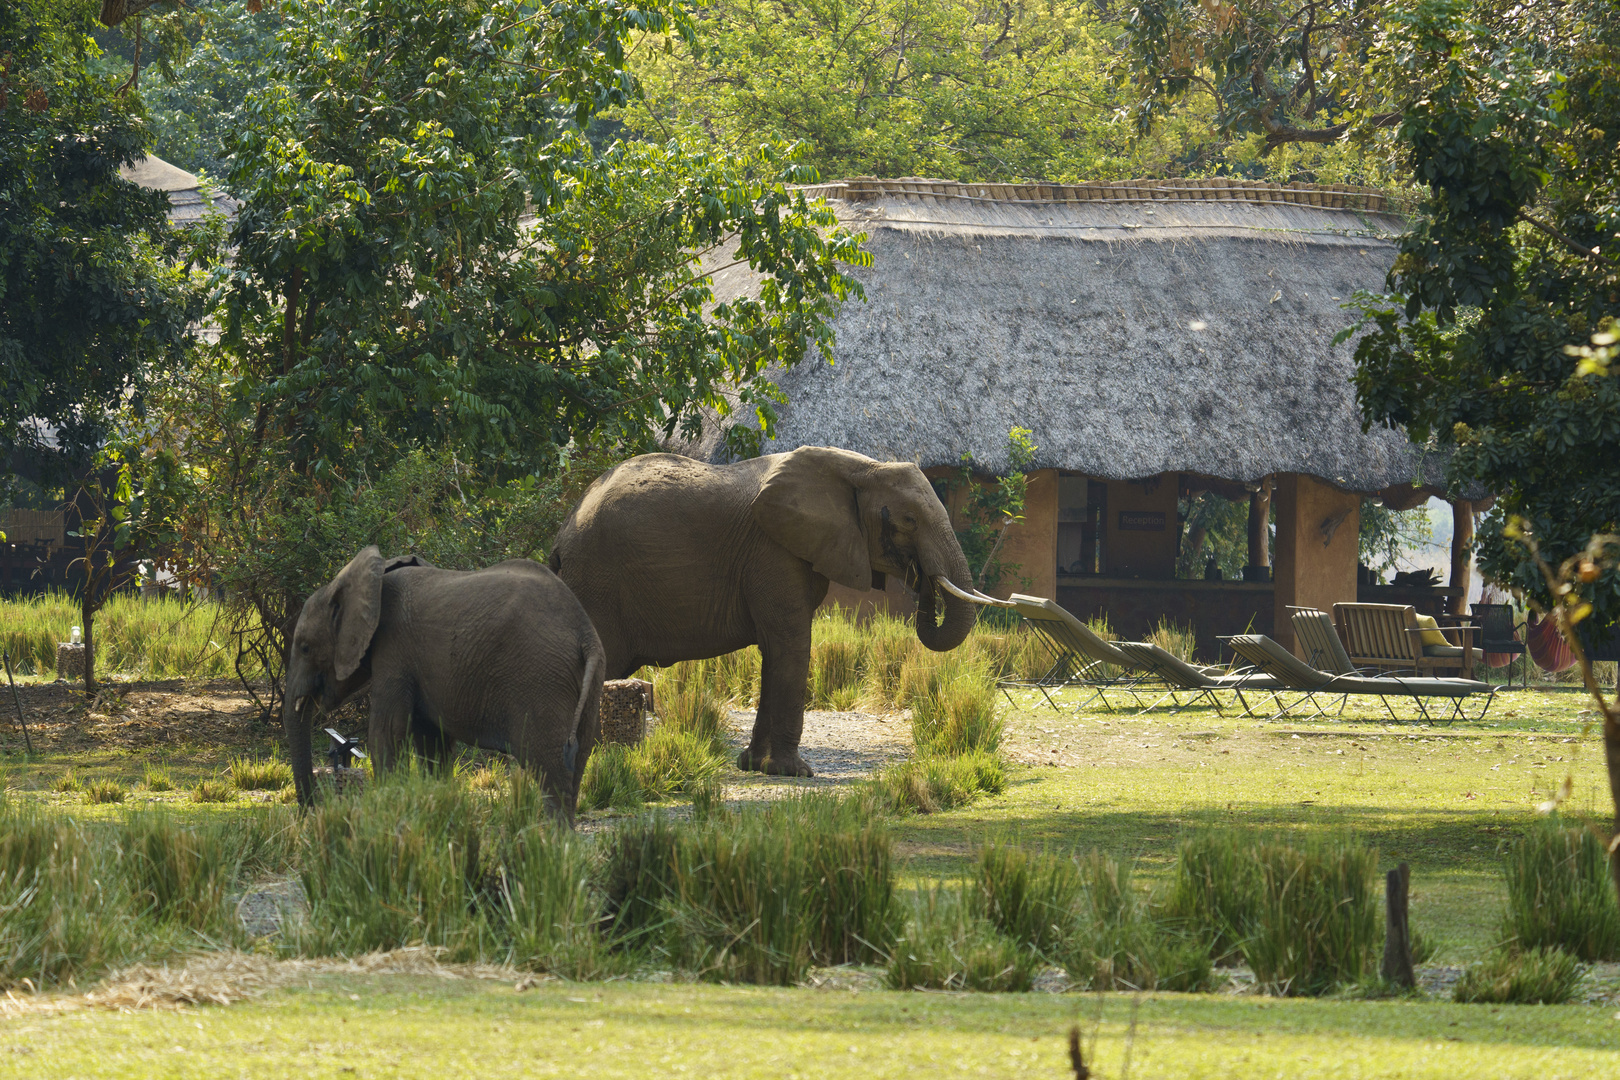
<box><xmin>933</xmin><ymin>576</ymin><xmax>1015</xmax><ymax>607</ymax></box>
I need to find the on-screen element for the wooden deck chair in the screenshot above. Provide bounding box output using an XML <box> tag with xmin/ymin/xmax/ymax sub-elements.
<box><xmin>1224</xmin><ymin>633</ymin><xmax>1499</xmax><ymax>723</ymax></box>
<box><xmin>1002</xmin><ymin>594</ymin><xmax>1156</xmax><ymax>711</ymax></box>
<box><xmin>1333</xmin><ymin>603</ymin><xmax>1482</xmax><ymax>679</ymax></box>
<box><xmin>1112</xmin><ymin>641</ymin><xmax>1283</xmax><ymax>716</ymax></box>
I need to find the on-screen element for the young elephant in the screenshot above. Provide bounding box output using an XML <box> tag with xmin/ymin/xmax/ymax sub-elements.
<box><xmin>282</xmin><ymin>546</ymin><xmax>605</xmax><ymax>820</ymax></box>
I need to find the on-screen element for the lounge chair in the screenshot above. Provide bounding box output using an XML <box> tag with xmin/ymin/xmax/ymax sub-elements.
<box><xmin>1002</xmin><ymin>594</ymin><xmax>1159</xmax><ymax>710</ymax></box>
<box><xmin>1333</xmin><ymin>602</ymin><xmax>1482</xmax><ymax>679</ymax></box>
<box><xmin>1111</xmin><ymin>641</ymin><xmax>1284</xmax><ymax>716</ymax></box>
<box><xmin>1223</xmin><ymin>631</ymin><xmax>1498</xmax><ymax>722</ymax></box>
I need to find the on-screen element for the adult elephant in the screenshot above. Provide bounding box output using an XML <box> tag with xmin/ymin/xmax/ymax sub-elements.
<box><xmin>549</xmin><ymin>446</ymin><xmax>1003</xmax><ymax>777</ymax></box>
<box><xmin>283</xmin><ymin>547</ymin><xmax>605</xmax><ymax>819</ymax></box>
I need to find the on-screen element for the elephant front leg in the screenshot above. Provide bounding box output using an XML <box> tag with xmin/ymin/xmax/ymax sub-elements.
<box><xmin>742</xmin><ymin>630</ymin><xmax>815</xmax><ymax>777</ymax></box>
<box><xmin>367</xmin><ymin>679</ymin><xmax>415</xmax><ymax>777</ymax></box>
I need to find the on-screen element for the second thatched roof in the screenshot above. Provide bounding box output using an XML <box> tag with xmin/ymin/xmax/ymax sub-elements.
<box><xmin>695</xmin><ymin>177</ymin><xmax>1445</xmax><ymax>497</ymax></box>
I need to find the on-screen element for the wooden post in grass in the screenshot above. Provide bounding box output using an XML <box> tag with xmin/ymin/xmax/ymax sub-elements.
<box><xmin>1380</xmin><ymin>862</ymin><xmax>1414</xmax><ymax>987</ymax></box>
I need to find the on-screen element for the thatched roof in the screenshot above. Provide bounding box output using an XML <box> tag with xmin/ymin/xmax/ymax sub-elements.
<box><xmin>120</xmin><ymin>155</ymin><xmax>239</xmax><ymax>227</ymax></box>
<box><xmin>694</xmin><ymin>177</ymin><xmax>1447</xmax><ymax>496</ymax></box>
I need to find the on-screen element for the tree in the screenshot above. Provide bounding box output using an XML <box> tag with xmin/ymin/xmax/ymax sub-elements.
<box><xmin>0</xmin><ymin>0</ymin><xmax>212</xmax><ymax>504</ymax></box>
<box><xmin>621</xmin><ymin>0</ymin><xmax>1163</xmax><ymax>183</ymax></box>
<box><xmin>1343</xmin><ymin>0</ymin><xmax>1620</xmax><ymax>905</ymax></box>
<box><xmin>146</xmin><ymin>0</ymin><xmax>865</xmax><ymax>707</ymax></box>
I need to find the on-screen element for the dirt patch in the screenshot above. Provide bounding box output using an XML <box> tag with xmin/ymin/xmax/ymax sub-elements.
<box><xmin>0</xmin><ymin>678</ymin><xmax>277</xmax><ymax>755</ymax></box>
<box><xmin>721</xmin><ymin>707</ymin><xmax>911</xmax><ymax>797</ymax></box>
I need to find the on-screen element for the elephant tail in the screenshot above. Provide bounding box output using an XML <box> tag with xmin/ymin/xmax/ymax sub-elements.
<box><xmin>566</xmin><ymin>645</ymin><xmax>604</xmax><ymax>773</ymax></box>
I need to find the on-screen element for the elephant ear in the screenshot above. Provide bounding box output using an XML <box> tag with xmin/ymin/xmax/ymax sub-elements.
<box><xmin>750</xmin><ymin>447</ymin><xmax>872</xmax><ymax>590</ymax></box>
<box><xmin>328</xmin><ymin>546</ymin><xmax>385</xmax><ymax>681</ymax></box>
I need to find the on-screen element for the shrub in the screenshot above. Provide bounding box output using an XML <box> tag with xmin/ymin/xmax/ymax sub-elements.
<box><xmin>887</xmin><ymin>883</ymin><xmax>1038</xmax><ymax>991</ymax></box>
<box><xmin>1161</xmin><ymin>830</ymin><xmax>1265</xmax><ymax>964</ymax></box>
<box><xmin>1453</xmin><ymin>946</ymin><xmax>1583</xmax><ymax>1004</ymax></box>
<box><xmin>229</xmin><ymin>753</ymin><xmax>294</xmax><ymax>791</ymax></box>
<box><xmin>869</xmin><ymin>750</ymin><xmax>1005</xmax><ymax>814</ymax></box>
<box><xmin>1502</xmin><ymin>818</ymin><xmax>1620</xmax><ymax>961</ymax></box>
<box><xmin>53</xmin><ymin>770</ymin><xmax>82</xmax><ymax>794</ymax></box>
<box><xmin>1062</xmin><ymin>849</ymin><xmax>1214</xmax><ymax>993</ymax></box>
<box><xmin>142</xmin><ymin>764</ymin><xmax>174</xmax><ymax>792</ymax></box>
<box><xmin>298</xmin><ymin>768</ymin><xmax>494</xmax><ymax>959</ymax></box>
<box><xmin>191</xmin><ymin>779</ymin><xmax>236</xmax><ymax>804</ymax></box>
<box><xmin>1243</xmin><ymin>836</ymin><xmax>1379</xmax><ymax>996</ymax></box>
<box><xmin>84</xmin><ymin>778</ymin><xmax>127</xmax><ymax>804</ymax></box>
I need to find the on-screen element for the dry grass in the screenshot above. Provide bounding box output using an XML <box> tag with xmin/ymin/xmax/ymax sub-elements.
<box><xmin>0</xmin><ymin>947</ymin><xmax>527</xmax><ymax>1017</ymax></box>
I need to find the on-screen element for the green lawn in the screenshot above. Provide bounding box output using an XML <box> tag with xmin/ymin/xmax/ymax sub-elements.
<box><xmin>3</xmin><ymin>681</ymin><xmax>1617</xmax><ymax>1078</ymax></box>
<box><xmin>6</xmin><ymin>974</ymin><xmax>1617</xmax><ymax>1079</ymax></box>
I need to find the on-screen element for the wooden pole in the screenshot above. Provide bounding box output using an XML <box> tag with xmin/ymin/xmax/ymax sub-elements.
<box><xmin>3</xmin><ymin>651</ymin><xmax>33</xmax><ymax>755</ymax></box>
<box><xmin>1380</xmin><ymin>862</ymin><xmax>1414</xmax><ymax>987</ymax></box>
<box><xmin>1449</xmin><ymin>500</ymin><xmax>1474</xmax><ymax>616</ymax></box>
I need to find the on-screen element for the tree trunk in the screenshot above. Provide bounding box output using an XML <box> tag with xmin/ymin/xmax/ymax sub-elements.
<box><xmin>1449</xmin><ymin>500</ymin><xmax>1474</xmax><ymax>616</ymax></box>
<box><xmin>1248</xmin><ymin>477</ymin><xmax>1272</xmax><ymax>569</ymax></box>
<box><xmin>80</xmin><ymin>590</ymin><xmax>96</xmax><ymax>693</ymax></box>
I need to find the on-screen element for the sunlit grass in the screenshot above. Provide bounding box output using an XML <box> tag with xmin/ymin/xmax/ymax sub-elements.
<box><xmin>0</xmin><ymin>591</ymin><xmax>249</xmax><ymax>681</ymax></box>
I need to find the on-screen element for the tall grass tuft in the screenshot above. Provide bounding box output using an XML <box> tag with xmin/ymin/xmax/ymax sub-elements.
<box><xmin>297</xmin><ymin>766</ymin><xmax>494</xmax><ymax>959</ymax></box>
<box><xmin>84</xmin><ymin>778</ymin><xmax>127</xmax><ymax>804</ymax></box>
<box><xmin>976</xmin><ymin>843</ymin><xmax>1081</xmax><ymax>957</ymax></box>
<box><xmin>887</xmin><ymin>882</ymin><xmax>1038</xmax><ymax>991</ymax></box>
<box><xmin>229</xmin><ymin>753</ymin><xmax>294</xmax><ymax>791</ymax></box>
<box><xmin>577</xmin><ymin>743</ymin><xmax>649</xmax><ymax>812</ymax></box>
<box><xmin>1161</xmin><ymin>830</ymin><xmax>1265</xmax><ymax>964</ymax></box>
<box><xmin>1147</xmin><ymin>618</ymin><xmax>1199</xmax><ymax>663</ymax></box>
<box><xmin>1501</xmin><ymin>818</ymin><xmax>1620</xmax><ymax>961</ymax></box>
<box><xmin>869</xmin><ymin>750</ymin><xmax>1006</xmax><ymax>814</ymax></box>
<box><xmin>1062</xmin><ymin>849</ymin><xmax>1214</xmax><ymax>992</ymax></box>
<box><xmin>0</xmin><ymin>799</ymin><xmax>140</xmax><ymax>988</ymax></box>
<box><xmin>191</xmin><ymin>779</ymin><xmax>236</xmax><ymax>804</ymax></box>
<box><xmin>904</xmin><ymin>653</ymin><xmax>1002</xmax><ymax>757</ymax></box>
<box><xmin>1453</xmin><ymin>946</ymin><xmax>1583</xmax><ymax>1004</ymax></box>
<box><xmin>142</xmin><ymin>764</ymin><xmax>174</xmax><ymax>792</ymax></box>
<box><xmin>1242</xmin><ymin>836</ymin><xmax>1379</xmax><ymax>995</ymax></box>
<box><xmin>120</xmin><ymin>812</ymin><xmax>239</xmax><ymax>933</ymax></box>
<box><xmin>602</xmin><ymin>795</ymin><xmax>897</xmax><ymax>984</ymax></box>
<box><xmin>488</xmin><ymin>773</ymin><xmax>610</xmax><ymax>977</ymax></box>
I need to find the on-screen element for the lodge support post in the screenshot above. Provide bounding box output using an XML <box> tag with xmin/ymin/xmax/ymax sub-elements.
<box><xmin>1272</xmin><ymin>474</ymin><xmax>1360</xmax><ymax>655</ymax></box>
<box><xmin>1449</xmin><ymin>500</ymin><xmax>1474</xmax><ymax>617</ymax></box>
<box><xmin>1380</xmin><ymin>862</ymin><xmax>1415</xmax><ymax>988</ymax></box>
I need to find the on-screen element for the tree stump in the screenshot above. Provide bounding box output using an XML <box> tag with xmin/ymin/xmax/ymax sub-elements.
<box><xmin>55</xmin><ymin>643</ymin><xmax>85</xmax><ymax>682</ymax></box>
<box><xmin>598</xmin><ymin>678</ymin><xmax>652</xmax><ymax>746</ymax></box>
<box><xmin>1380</xmin><ymin>861</ymin><xmax>1415</xmax><ymax>988</ymax></box>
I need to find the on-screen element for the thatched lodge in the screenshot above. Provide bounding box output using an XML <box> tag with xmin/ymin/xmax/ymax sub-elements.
<box><xmin>696</xmin><ymin>177</ymin><xmax>1465</xmax><ymax>657</ymax></box>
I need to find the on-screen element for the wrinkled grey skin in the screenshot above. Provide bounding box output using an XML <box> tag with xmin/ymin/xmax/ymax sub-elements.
<box><xmin>282</xmin><ymin>547</ymin><xmax>605</xmax><ymax>821</ymax></box>
<box><xmin>549</xmin><ymin>447</ymin><xmax>977</xmax><ymax>777</ymax></box>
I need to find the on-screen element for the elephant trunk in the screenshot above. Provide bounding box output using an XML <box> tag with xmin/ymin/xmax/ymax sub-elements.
<box><xmin>914</xmin><ymin>523</ymin><xmax>976</xmax><ymax>653</ymax></box>
<box><xmin>283</xmin><ymin>686</ymin><xmax>318</xmax><ymax>808</ymax></box>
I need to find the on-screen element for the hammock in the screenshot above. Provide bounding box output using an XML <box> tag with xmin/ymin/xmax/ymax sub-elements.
<box><xmin>1526</xmin><ymin>614</ymin><xmax>1576</xmax><ymax>673</ymax></box>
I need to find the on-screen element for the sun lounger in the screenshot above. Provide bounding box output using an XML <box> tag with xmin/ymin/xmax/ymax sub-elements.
<box><xmin>1111</xmin><ymin>641</ymin><xmax>1284</xmax><ymax>716</ymax></box>
<box><xmin>1333</xmin><ymin>602</ymin><xmax>1482</xmax><ymax>679</ymax></box>
<box><xmin>1002</xmin><ymin>594</ymin><xmax>1158</xmax><ymax>710</ymax></box>
<box><xmin>1223</xmin><ymin>632</ymin><xmax>1498</xmax><ymax>722</ymax></box>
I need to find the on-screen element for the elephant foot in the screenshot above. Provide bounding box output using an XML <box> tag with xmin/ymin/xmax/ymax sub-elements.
<box><xmin>736</xmin><ymin>749</ymin><xmax>815</xmax><ymax>778</ymax></box>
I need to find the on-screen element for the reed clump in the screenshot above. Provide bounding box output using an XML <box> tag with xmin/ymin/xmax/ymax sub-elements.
<box><xmin>1501</xmin><ymin>817</ymin><xmax>1620</xmax><ymax>961</ymax></box>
